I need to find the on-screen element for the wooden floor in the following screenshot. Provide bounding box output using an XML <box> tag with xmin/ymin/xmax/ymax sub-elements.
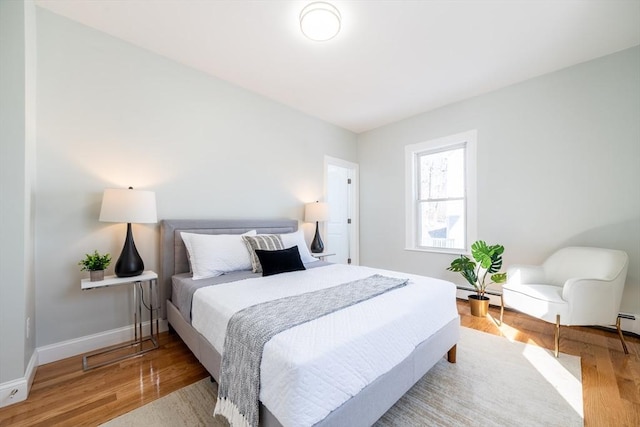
<box><xmin>1</xmin><ymin>300</ymin><xmax>638</xmax><ymax>427</ymax></box>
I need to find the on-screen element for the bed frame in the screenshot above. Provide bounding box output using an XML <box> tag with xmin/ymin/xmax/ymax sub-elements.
<box><xmin>160</xmin><ymin>219</ymin><xmax>459</xmax><ymax>427</ymax></box>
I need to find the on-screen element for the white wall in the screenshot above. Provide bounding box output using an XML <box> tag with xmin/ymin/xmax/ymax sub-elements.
<box><xmin>35</xmin><ymin>9</ymin><xmax>357</xmax><ymax>347</ymax></box>
<box><xmin>27</xmin><ymin>7</ymin><xmax>640</xmax><ymax>353</ymax></box>
<box><xmin>357</xmin><ymin>47</ymin><xmax>640</xmax><ymax>323</ymax></box>
<box><xmin>0</xmin><ymin>0</ymin><xmax>37</xmax><ymax>385</ymax></box>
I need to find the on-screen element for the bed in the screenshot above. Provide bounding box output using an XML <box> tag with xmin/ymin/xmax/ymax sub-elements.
<box><xmin>160</xmin><ymin>219</ymin><xmax>459</xmax><ymax>427</ymax></box>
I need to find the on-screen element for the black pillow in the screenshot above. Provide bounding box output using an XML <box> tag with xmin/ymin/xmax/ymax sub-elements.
<box><xmin>254</xmin><ymin>246</ymin><xmax>306</xmax><ymax>277</ymax></box>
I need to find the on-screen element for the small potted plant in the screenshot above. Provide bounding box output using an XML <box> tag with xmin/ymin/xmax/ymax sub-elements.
<box><xmin>78</xmin><ymin>250</ymin><xmax>111</xmax><ymax>282</ymax></box>
<box><xmin>447</xmin><ymin>240</ymin><xmax>507</xmax><ymax>317</ymax></box>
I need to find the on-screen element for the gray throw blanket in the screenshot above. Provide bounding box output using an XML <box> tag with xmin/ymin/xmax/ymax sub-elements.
<box><xmin>213</xmin><ymin>274</ymin><xmax>409</xmax><ymax>427</ymax></box>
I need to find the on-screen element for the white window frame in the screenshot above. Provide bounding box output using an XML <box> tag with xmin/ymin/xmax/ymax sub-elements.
<box><xmin>405</xmin><ymin>130</ymin><xmax>477</xmax><ymax>254</ymax></box>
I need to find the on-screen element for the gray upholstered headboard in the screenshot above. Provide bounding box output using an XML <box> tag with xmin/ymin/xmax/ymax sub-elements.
<box><xmin>159</xmin><ymin>219</ymin><xmax>298</xmax><ymax>318</ymax></box>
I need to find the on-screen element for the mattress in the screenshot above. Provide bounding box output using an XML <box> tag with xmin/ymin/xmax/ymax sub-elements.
<box><xmin>191</xmin><ymin>263</ymin><xmax>458</xmax><ymax>427</ymax></box>
<box><xmin>172</xmin><ymin>261</ymin><xmax>330</xmax><ymax>322</ymax></box>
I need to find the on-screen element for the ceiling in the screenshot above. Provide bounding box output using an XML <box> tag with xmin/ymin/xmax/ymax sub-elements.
<box><xmin>35</xmin><ymin>1</ymin><xmax>640</xmax><ymax>133</ymax></box>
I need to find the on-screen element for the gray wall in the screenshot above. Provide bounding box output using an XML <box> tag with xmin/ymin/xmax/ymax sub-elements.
<box><xmin>35</xmin><ymin>9</ymin><xmax>357</xmax><ymax>347</ymax></box>
<box><xmin>357</xmin><ymin>46</ymin><xmax>640</xmax><ymax>320</ymax></box>
<box><xmin>0</xmin><ymin>0</ymin><xmax>37</xmax><ymax>383</ymax></box>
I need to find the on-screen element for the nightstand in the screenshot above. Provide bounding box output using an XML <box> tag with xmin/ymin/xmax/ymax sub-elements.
<box><xmin>81</xmin><ymin>270</ymin><xmax>159</xmax><ymax>370</ymax></box>
<box><xmin>312</xmin><ymin>252</ymin><xmax>335</xmax><ymax>261</ymax></box>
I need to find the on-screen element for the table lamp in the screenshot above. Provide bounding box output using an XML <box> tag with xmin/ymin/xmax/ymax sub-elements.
<box><xmin>304</xmin><ymin>201</ymin><xmax>329</xmax><ymax>253</ymax></box>
<box><xmin>99</xmin><ymin>187</ymin><xmax>157</xmax><ymax>277</ymax></box>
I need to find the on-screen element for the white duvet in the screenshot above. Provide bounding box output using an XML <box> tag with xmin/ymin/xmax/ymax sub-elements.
<box><xmin>191</xmin><ymin>263</ymin><xmax>458</xmax><ymax>427</ymax></box>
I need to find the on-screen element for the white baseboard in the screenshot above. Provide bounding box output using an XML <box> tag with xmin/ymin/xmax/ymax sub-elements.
<box><xmin>37</xmin><ymin>319</ymin><xmax>168</xmax><ymax>366</ymax></box>
<box><xmin>0</xmin><ymin>350</ymin><xmax>38</xmax><ymax>408</ymax></box>
<box><xmin>455</xmin><ymin>290</ymin><xmax>639</xmax><ymax>335</ymax></box>
<box><xmin>456</xmin><ymin>289</ymin><xmax>503</xmax><ymax>310</ymax></box>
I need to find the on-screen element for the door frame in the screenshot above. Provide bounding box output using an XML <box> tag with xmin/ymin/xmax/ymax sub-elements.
<box><xmin>324</xmin><ymin>156</ymin><xmax>359</xmax><ymax>265</ymax></box>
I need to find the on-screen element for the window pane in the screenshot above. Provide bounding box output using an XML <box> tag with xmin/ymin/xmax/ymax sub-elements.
<box><xmin>418</xmin><ymin>200</ymin><xmax>465</xmax><ymax>250</ymax></box>
<box><xmin>419</xmin><ymin>148</ymin><xmax>464</xmax><ymax>200</ymax></box>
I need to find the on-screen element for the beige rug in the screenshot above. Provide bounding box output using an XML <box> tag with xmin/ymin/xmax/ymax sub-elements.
<box><xmin>102</xmin><ymin>328</ymin><xmax>583</xmax><ymax>426</ymax></box>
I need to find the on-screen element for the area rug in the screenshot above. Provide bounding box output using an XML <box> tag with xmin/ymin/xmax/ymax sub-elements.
<box><xmin>102</xmin><ymin>327</ymin><xmax>583</xmax><ymax>426</ymax></box>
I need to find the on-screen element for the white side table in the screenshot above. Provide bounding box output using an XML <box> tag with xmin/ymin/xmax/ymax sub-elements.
<box><xmin>311</xmin><ymin>252</ymin><xmax>335</xmax><ymax>261</ymax></box>
<box><xmin>81</xmin><ymin>270</ymin><xmax>159</xmax><ymax>370</ymax></box>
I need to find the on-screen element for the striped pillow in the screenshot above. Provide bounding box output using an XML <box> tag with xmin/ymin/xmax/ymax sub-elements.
<box><xmin>242</xmin><ymin>234</ymin><xmax>285</xmax><ymax>273</ymax></box>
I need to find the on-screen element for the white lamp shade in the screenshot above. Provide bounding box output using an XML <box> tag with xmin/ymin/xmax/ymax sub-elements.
<box><xmin>99</xmin><ymin>188</ymin><xmax>157</xmax><ymax>224</ymax></box>
<box><xmin>305</xmin><ymin>202</ymin><xmax>329</xmax><ymax>223</ymax></box>
<box><xmin>300</xmin><ymin>2</ymin><xmax>341</xmax><ymax>41</ymax></box>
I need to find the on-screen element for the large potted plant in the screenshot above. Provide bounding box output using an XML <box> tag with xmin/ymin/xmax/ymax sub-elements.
<box><xmin>79</xmin><ymin>250</ymin><xmax>111</xmax><ymax>282</ymax></box>
<box><xmin>447</xmin><ymin>240</ymin><xmax>507</xmax><ymax>317</ymax></box>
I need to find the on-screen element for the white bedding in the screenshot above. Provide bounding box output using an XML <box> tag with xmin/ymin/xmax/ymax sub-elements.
<box><xmin>191</xmin><ymin>263</ymin><xmax>458</xmax><ymax>427</ymax></box>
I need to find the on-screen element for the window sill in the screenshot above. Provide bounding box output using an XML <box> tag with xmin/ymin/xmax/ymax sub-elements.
<box><xmin>404</xmin><ymin>247</ymin><xmax>469</xmax><ymax>256</ymax></box>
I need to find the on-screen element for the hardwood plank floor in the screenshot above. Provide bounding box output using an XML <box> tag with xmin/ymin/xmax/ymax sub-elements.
<box><xmin>0</xmin><ymin>334</ymin><xmax>209</xmax><ymax>427</ymax></box>
<box><xmin>1</xmin><ymin>300</ymin><xmax>638</xmax><ymax>426</ymax></box>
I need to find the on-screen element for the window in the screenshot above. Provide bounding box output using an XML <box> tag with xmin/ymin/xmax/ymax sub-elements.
<box><xmin>405</xmin><ymin>130</ymin><xmax>477</xmax><ymax>254</ymax></box>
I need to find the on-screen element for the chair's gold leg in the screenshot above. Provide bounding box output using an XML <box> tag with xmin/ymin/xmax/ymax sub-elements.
<box><xmin>616</xmin><ymin>316</ymin><xmax>629</xmax><ymax>354</ymax></box>
<box><xmin>554</xmin><ymin>315</ymin><xmax>560</xmax><ymax>358</ymax></box>
<box><xmin>499</xmin><ymin>294</ymin><xmax>504</xmax><ymax>326</ymax></box>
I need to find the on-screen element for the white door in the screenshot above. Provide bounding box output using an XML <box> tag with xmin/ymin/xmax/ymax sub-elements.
<box><xmin>325</xmin><ymin>156</ymin><xmax>359</xmax><ymax>265</ymax></box>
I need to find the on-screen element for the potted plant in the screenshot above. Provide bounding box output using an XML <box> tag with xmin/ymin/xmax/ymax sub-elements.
<box><xmin>79</xmin><ymin>250</ymin><xmax>111</xmax><ymax>282</ymax></box>
<box><xmin>447</xmin><ymin>240</ymin><xmax>507</xmax><ymax>317</ymax></box>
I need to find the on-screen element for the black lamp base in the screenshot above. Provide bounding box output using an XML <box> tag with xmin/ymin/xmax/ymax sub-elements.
<box><xmin>310</xmin><ymin>221</ymin><xmax>325</xmax><ymax>253</ymax></box>
<box><xmin>115</xmin><ymin>223</ymin><xmax>144</xmax><ymax>277</ymax></box>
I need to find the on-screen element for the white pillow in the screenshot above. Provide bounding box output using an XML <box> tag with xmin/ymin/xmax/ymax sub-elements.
<box><xmin>280</xmin><ymin>229</ymin><xmax>318</xmax><ymax>264</ymax></box>
<box><xmin>180</xmin><ymin>230</ymin><xmax>257</xmax><ymax>279</ymax></box>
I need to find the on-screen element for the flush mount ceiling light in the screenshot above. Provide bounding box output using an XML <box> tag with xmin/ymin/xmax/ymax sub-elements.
<box><xmin>300</xmin><ymin>2</ymin><xmax>341</xmax><ymax>41</ymax></box>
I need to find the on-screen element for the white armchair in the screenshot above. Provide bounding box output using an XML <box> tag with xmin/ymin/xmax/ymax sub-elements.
<box><xmin>502</xmin><ymin>246</ymin><xmax>629</xmax><ymax>357</ymax></box>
